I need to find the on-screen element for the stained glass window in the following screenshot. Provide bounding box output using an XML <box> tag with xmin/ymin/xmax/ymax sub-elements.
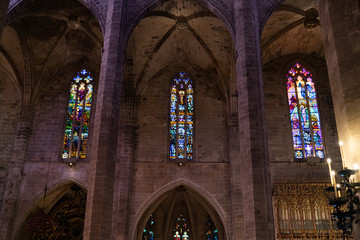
<box><xmin>173</xmin><ymin>214</ymin><xmax>190</xmax><ymax>240</ymax></box>
<box><xmin>62</xmin><ymin>69</ymin><xmax>94</xmax><ymax>159</ymax></box>
<box><xmin>169</xmin><ymin>72</ymin><xmax>194</xmax><ymax>160</ymax></box>
<box><xmin>286</xmin><ymin>63</ymin><xmax>324</xmax><ymax>159</ymax></box>
<box><xmin>206</xmin><ymin>216</ymin><xmax>218</xmax><ymax>240</ymax></box>
<box><xmin>143</xmin><ymin>215</ymin><xmax>154</xmax><ymax>240</ymax></box>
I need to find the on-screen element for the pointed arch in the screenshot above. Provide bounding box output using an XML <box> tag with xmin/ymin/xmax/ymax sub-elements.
<box><xmin>132</xmin><ymin>179</ymin><xmax>227</xmax><ymax>240</ymax></box>
<box><xmin>15</xmin><ymin>179</ymin><xmax>87</xmax><ymax>240</ymax></box>
<box><xmin>62</xmin><ymin>69</ymin><xmax>94</xmax><ymax>159</ymax></box>
<box><xmin>286</xmin><ymin>62</ymin><xmax>324</xmax><ymax>159</ymax></box>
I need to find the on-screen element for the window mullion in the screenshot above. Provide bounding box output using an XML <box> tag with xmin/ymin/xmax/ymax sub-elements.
<box><xmin>294</xmin><ymin>77</ymin><xmax>306</xmax><ymax>158</ymax></box>
<box><xmin>69</xmin><ymin>84</ymin><xmax>79</xmax><ymax>158</ymax></box>
<box><xmin>305</xmin><ymin>84</ymin><xmax>315</xmax><ymax>157</ymax></box>
<box><xmin>76</xmin><ymin>84</ymin><xmax>87</xmax><ymax>159</ymax></box>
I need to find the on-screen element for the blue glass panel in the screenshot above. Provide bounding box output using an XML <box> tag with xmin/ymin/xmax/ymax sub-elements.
<box><xmin>169</xmin><ymin>72</ymin><xmax>194</xmax><ymax>160</ymax></box>
<box><xmin>62</xmin><ymin>70</ymin><xmax>93</xmax><ymax>159</ymax></box>
<box><xmin>287</xmin><ymin>63</ymin><xmax>324</xmax><ymax>158</ymax></box>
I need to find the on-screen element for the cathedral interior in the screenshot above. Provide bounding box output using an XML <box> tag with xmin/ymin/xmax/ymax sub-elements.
<box><xmin>0</xmin><ymin>0</ymin><xmax>359</xmax><ymax>239</ymax></box>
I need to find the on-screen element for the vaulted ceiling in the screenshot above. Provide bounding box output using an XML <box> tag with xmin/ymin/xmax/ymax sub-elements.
<box><xmin>127</xmin><ymin>0</ymin><xmax>234</xmax><ymax>96</ymax></box>
<box><xmin>0</xmin><ymin>0</ymin><xmax>102</xmax><ymax>107</ymax></box>
<box><xmin>261</xmin><ymin>0</ymin><xmax>324</xmax><ymax>64</ymax></box>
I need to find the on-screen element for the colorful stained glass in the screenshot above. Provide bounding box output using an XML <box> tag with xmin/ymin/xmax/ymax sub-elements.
<box><xmin>286</xmin><ymin>63</ymin><xmax>324</xmax><ymax>159</ymax></box>
<box><xmin>62</xmin><ymin>69</ymin><xmax>93</xmax><ymax>159</ymax></box>
<box><xmin>143</xmin><ymin>215</ymin><xmax>155</xmax><ymax>240</ymax></box>
<box><xmin>173</xmin><ymin>214</ymin><xmax>190</xmax><ymax>240</ymax></box>
<box><xmin>169</xmin><ymin>72</ymin><xmax>194</xmax><ymax>160</ymax></box>
<box><xmin>206</xmin><ymin>216</ymin><xmax>218</xmax><ymax>240</ymax></box>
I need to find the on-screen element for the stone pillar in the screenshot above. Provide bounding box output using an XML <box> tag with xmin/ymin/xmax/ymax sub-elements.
<box><xmin>111</xmin><ymin>93</ymin><xmax>137</xmax><ymax>240</ymax></box>
<box><xmin>233</xmin><ymin>0</ymin><xmax>275</xmax><ymax>239</ymax></box>
<box><xmin>318</xmin><ymin>0</ymin><xmax>360</xmax><ymax>174</ymax></box>
<box><xmin>318</xmin><ymin>0</ymin><xmax>360</xmax><ymax>237</ymax></box>
<box><xmin>0</xmin><ymin>113</ymin><xmax>33</xmax><ymax>240</ymax></box>
<box><xmin>82</xmin><ymin>0</ymin><xmax>125</xmax><ymax>239</ymax></box>
<box><xmin>228</xmin><ymin>115</ymin><xmax>244</xmax><ymax>240</ymax></box>
<box><xmin>0</xmin><ymin>0</ymin><xmax>10</xmax><ymax>37</ymax></box>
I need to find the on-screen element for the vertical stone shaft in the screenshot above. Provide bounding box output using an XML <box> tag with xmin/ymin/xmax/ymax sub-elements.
<box><xmin>318</xmin><ymin>0</ymin><xmax>360</xmax><ymax>172</ymax></box>
<box><xmin>0</xmin><ymin>113</ymin><xmax>33</xmax><ymax>240</ymax></box>
<box><xmin>234</xmin><ymin>0</ymin><xmax>274</xmax><ymax>239</ymax></box>
<box><xmin>82</xmin><ymin>0</ymin><xmax>125</xmax><ymax>239</ymax></box>
<box><xmin>318</xmin><ymin>0</ymin><xmax>360</xmax><ymax>238</ymax></box>
<box><xmin>228</xmin><ymin>116</ymin><xmax>244</xmax><ymax>240</ymax></box>
<box><xmin>0</xmin><ymin>0</ymin><xmax>10</xmax><ymax>37</ymax></box>
<box><xmin>111</xmin><ymin>94</ymin><xmax>137</xmax><ymax>240</ymax></box>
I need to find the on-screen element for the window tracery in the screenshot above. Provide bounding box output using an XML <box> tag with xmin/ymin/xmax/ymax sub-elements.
<box><xmin>173</xmin><ymin>214</ymin><xmax>190</xmax><ymax>240</ymax></box>
<box><xmin>169</xmin><ymin>72</ymin><xmax>194</xmax><ymax>160</ymax></box>
<box><xmin>286</xmin><ymin>63</ymin><xmax>324</xmax><ymax>159</ymax></box>
<box><xmin>62</xmin><ymin>69</ymin><xmax>93</xmax><ymax>159</ymax></box>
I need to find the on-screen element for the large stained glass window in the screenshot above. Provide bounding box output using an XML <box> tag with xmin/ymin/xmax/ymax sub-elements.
<box><xmin>62</xmin><ymin>69</ymin><xmax>93</xmax><ymax>159</ymax></box>
<box><xmin>286</xmin><ymin>63</ymin><xmax>324</xmax><ymax>159</ymax></box>
<box><xmin>173</xmin><ymin>214</ymin><xmax>190</xmax><ymax>240</ymax></box>
<box><xmin>169</xmin><ymin>72</ymin><xmax>194</xmax><ymax>160</ymax></box>
<box><xmin>143</xmin><ymin>215</ymin><xmax>154</xmax><ymax>240</ymax></box>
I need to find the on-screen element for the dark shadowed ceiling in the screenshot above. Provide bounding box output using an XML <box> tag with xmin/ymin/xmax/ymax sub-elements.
<box><xmin>127</xmin><ymin>0</ymin><xmax>234</xmax><ymax>95</ymax></box>
<box><xmin>0</xmin><ymin>0</ymin><xmax>103</xmax><ymax>103</ymax></box>
<box><xmin>261</xmin><ymin>0</ymin><xmax>324</xmax><ymax>64</ymax></box>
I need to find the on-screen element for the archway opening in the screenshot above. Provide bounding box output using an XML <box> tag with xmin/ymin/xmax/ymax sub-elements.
<box><xmin>16</xmin><ymin>183</ymin><xmax>87</xmax><ymax>240</ymax></box>
<box><xmin>136</xmin><ymin>185</ymin><xmax>225</xmax><ymax>240</ymax></box>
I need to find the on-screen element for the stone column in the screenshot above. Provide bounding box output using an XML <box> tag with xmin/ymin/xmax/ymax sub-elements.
<box><xmin>0</xmin><ymin>113</ymin><xmax>33</xmax><ymax>240</ymax></box>
<box><xmin>318</xmin><ymin>0</ymin><xmax>360</xmax><ymax>174</ymax></box>
<box><xmin>0</xmin><ymin>0</ymin><xmax>10</xmax><ymax>37</ymax></box>
<box><xmin>233</xmin><ymin>0</ymin><xmax>275</xmax><ymax>239</ymax></box>
<box><xmin>318</xmin><ymin>0</ymin><xmax>360</xmax><ymax>238</ymax></box>
<box><xmin>82</xmin><ymin>0</ymin><xmax>125</xmax><ymax>239</ymax></box>
<box><xmin>228</xmin><ymin>115</ymin><xmax>244</xmax><ymax>240</ymax></box>
<box><xmin>111</xmin><ymin>93</ymin><xmax>137</xmax><ymax>240</ymax></box>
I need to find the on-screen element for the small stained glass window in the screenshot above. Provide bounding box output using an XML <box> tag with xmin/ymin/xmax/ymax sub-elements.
<box><xmin>62</xmin><ymin>69</ymin><xmax>94</xmax><ymax>159</ymax></box>
<box><xmin>173</xmin><ymin>214</ymin><xmax>190</xmax><ymax>240</ymax></box>
<box><xmin>286</xmin><ymin>63</ymin><xmax>324</xmax><ymax>159</ymax></box>
<box><xmin>169</xmin><ymin>72</ymin><xmax>194</xmax><ymax>160</ymax></box>
<box><xmin>206</xmin><ymin>216</ymin><xmax>218</xmax><ymax>240</ymax></box>
<box><xmin>143</xmin><ymin>215</ymin><xmax>154</xmax><ymax>240</ymax></box>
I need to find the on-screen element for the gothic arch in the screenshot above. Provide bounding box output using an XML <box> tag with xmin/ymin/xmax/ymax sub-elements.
<box><xmin>131</xmin><ymin>179</ymin><xmax>227</xmax><ymax>240</ymax></box>
<box><xmin>126</xmin><ymin>0</ymin><xmax>234</xmax><ymax>109</ymax></box>
<box><xmin>6</xmin><ymin>0</ymin><xmax>106</xmax><ymax>32</ymax></box>
<box><xmin>259</xmin><ymin>0</ymin><xmax>286</xmax><ymax>31</ymax></box>
<box><xmin>14</xmin><ymin>179</ymin><xmax>87</xmax><ymax>240</ymax></box>
<box><xmin>124</xmin><ymin>0</ymin><xmax>235</xmax><ymax>43</ymax></box>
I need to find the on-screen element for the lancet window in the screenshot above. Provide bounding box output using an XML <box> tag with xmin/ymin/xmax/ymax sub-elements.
<box><xmin>169</xmin><ymin>72</ymin><xmax>194</xmax><ymax>160</ymax></box>
<box><xmin>62</xmin><ymin>69</ymin><xmax>94</xmax><ymax>159</ymax></box>
<box><xmin>173</xmin><ymin>214</ymin><xmax>190</xmax><ymax>240</ymax></box>
<box><xmin>143</xmin><ymin>215</ymin><xmax>154</xmax><ymax>240</ymax></box>
<box><xmin>206</xmin><ymin>216</ymin><xmax>218</xmax><ymax>240</ymax></box>
<box><xmin>286</xmin><ymin>63</ymin><xmax>324</xmax><ymax>159</ymax></box>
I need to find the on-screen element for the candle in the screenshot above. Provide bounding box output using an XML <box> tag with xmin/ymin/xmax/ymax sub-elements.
<box><xmin>339</xmin><ymin>141</ymin><xmax>346</xmax><ymax>169</ymax></box>
<box><xmin>332</xmin><ymin>171</ymin><xmax>338</xmax><ymax>198</ymax></box>
<box><xmin>327</xmin><ymin>158</ymin><xmax>334</xmax><ymax>185</ymax></box>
